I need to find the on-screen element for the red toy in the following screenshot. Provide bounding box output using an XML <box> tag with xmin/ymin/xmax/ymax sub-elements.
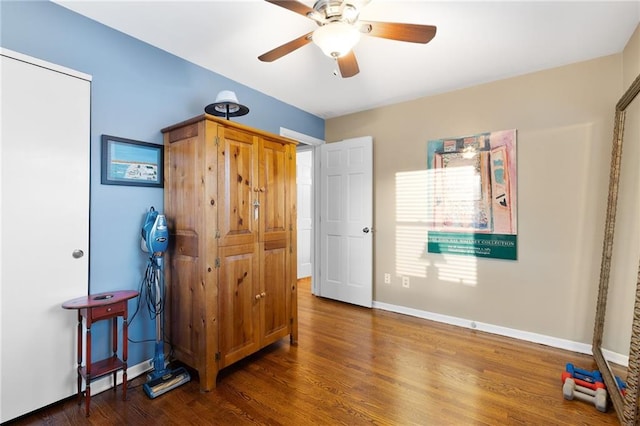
<box><xmin>561</xmin><ymin>371</ymin><xmax>605</xmax><ymax>391</ymax></box>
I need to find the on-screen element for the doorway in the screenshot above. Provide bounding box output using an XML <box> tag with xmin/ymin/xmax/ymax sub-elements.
<box><xmin>297</xmin><ymin>148</ymin><xmax>313</xmax><ymax>278</ymax></box>
<box><xmin>280</xmin><ymin>128</ymin><xmax>323</xmax><ymax>292</ymax></box>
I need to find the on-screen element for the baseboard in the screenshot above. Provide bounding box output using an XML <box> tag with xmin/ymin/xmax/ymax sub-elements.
<box><xmin>373</xmin><ymin>300</ymin><xmax>613</xmax><ymax>358</ymax></box>
<box><xmin>602</xmin><ymin>348</ymin><xmax>629</xmax><ymax>368</ymax></box>
<box><xmin>89</xmin><ymin>359</ymin><xmax>153</xmax><ymax>395</ymax></box>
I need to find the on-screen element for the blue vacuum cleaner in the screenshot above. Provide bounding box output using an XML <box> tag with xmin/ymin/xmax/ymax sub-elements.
<box><xmin>140</xmin><ymin>207</ymin><xmax>190</xmax><ymax>399</ymax></box>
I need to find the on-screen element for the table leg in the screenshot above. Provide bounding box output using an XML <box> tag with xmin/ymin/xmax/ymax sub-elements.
<box><xmin>85</xmin><ymin>323</ymin><xmax>91</xmax><ymax>417</ymax></box>
<box><xmin>76</xmin><ymin>311</ymin><xmax>82</xmax><ymax>406</ymax></box>
<box><xmin>123</xmin><ymin>315</ymin><xmax>128</xmax><ymax>401</ymax></box>
<box><xmin>112</xmin><ymin>316</ymin><xmax>118</xmax><ymax>394</ymax></box>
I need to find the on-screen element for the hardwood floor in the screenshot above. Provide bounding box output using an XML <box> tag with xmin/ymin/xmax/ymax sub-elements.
<box><xmin>10</xmin><ymin>278</ymin><xmax>620</xmax><ymax>425</ymax></box>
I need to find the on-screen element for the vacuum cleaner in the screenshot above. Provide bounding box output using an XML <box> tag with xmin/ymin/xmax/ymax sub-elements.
<box><xmin>140</xmin><ymin>207</ymin><xmax>190</xmax><ymax>399</ymax></box>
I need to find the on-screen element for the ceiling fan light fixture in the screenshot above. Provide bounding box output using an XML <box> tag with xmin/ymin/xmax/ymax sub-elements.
<box><xmin>341</xmin><ymin>4</ymin><xmax>360</xmax><ymax>23</ymax></box>
<box><xmin>313</xmin><ymin>22</ymin><xmax>361</xmax><ymax>58</ymax></box>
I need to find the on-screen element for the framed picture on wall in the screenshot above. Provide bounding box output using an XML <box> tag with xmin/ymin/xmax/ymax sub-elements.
<box><xmin>101</xmin><ymin>135</ymin><xmax>163</xmax><ymax>187</ymax></box>
<box><xmin>426</xmin><ymin>129</ymin><xmax>518</xmax><ymax>260</ymax></box>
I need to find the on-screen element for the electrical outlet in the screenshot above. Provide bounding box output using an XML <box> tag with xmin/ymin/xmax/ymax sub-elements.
<box><xmin>402</xmin><ymin>276</ymin><xmax>410</xmax><ymax>288</ymax></box>
<box><xmin>384</xmin><ymin>273</ymin><xmax>391</xmax><ymax>284</ymax></box>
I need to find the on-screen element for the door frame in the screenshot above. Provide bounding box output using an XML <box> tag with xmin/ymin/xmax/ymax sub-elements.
<box><xmin>280</xmin><ymin>128</ymin><xmax>324</xmax><ymax>295</ymax></box>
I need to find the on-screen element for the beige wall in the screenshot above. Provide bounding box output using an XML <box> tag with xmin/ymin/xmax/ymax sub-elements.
<box><xmin>326</xmin><ymin>49</ymin><xmax>629</xmax><ymax>345</ymax></box>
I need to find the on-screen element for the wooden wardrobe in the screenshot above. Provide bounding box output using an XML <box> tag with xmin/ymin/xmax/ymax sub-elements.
<box><xmin>162</xmin><ymin>114</ymin><xmax>298</xmax><ymax>391</ymax></box>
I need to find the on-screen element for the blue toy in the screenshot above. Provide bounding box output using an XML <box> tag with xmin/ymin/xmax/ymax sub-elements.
<box><xmin>565</xmin><ymin>363</ymin><xmax>603</xmax><ymax>384</ymax></box>
<box><xmin>616</xmin><ymin>376</ymin><xmax>627</xmax><ymax>395</ymax></box>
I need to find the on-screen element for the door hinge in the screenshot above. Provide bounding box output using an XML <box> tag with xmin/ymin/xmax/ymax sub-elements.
<box><xmin>215</xmin><ymin>352</ymin><xmax>221</xmax><ymax>361</ymax></box>
<box><xmin>215</xmin><ymin>135</ymin><xmax>219</xmax><ymax>146</ymax></box>
<box><xmin>215</xmin><ymin>229</ymin><xmax>220</xmax><ymax>239</ymax></box>
<box><xmin>215</xmin><ymin>258</ymin><xmax>221</xmax><ymax>268</ymax></box>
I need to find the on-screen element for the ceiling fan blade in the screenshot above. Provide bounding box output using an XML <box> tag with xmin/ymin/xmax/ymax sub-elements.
<box><xmin>359</xmin><ymin>21</ymin><xmax>437</xmax><ymax>44</ymax></box>
<box><xmin>337</xmin><ymin>51</ymin><xmax>359</xmax><ymax>78</ymax></box>
<box><xmin>264</xmin><ymin>0</ymin><xmax>314</xmax><ymax>18</ymax></box>
<box><xmin>258</xmin><ymin>32</ymin><xmax>313</xmax><ymax>62</ymax></box>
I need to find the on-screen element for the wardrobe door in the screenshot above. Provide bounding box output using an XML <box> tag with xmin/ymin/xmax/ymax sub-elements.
<box><xmin>217</xmin><ymin>126</ymin><xmax>259</xmax><ymax>248</ymax></box>
<box><xmin>260</xmin><ymin>239</ymin><xmax>291</xmax><ymax>346</ymax></box>
<box><xmin>218</xmin><ymin>243</ymin><xmax>260</xmax><ymax>367</ymax></box>
<box><xmin>258</xmin><ymin>139</ymin><xmax>294</xmax><ymax>345</ymax></box>
<box><xmin>259</xmin><ymin>138</ymin><xmax>291</xmax><ymax>243</ymax></box>
<box><xmin>1</xmin><ymin>50</ymin><xmax>90</xmax><ymax>422</ymax></box>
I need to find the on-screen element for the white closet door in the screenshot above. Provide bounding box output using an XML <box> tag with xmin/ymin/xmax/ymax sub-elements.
<box><xmin>0</xmin><ymin>50</ymin><xmax>90</xmax><ymax>422</ymax></box>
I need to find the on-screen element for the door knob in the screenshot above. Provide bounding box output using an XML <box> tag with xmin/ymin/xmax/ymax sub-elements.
<box><xmin>362</xmin><ymin>227</ymin><xmax>370</xmax><ymax>234</ymax></box>
<box><xmin>72</xmin><ymin>249</ymin><xmax>84</xmax><ymax>259</ymax></box>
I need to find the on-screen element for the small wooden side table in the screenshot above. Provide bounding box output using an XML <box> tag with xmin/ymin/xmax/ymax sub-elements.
<box><xmin>62</xmin><ymin>290</ymin><xmax>139</xmax><ymax>416</ymax></box>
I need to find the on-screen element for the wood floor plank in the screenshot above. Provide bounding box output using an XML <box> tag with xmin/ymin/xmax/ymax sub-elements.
<box><xmin>9</xmin><ymin>278</ymin><xmax>621</xmax><ymax>425</ymax></box>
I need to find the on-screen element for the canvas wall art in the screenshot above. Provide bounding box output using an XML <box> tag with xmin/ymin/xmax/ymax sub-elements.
<box><xmin>426</xmin><ymin>129</ymin><xmax>517</xmax><ymax>260</ymax></box>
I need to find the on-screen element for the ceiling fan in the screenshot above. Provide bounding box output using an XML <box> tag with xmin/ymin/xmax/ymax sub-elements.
<box><xmin>258</xmin><ymin>0</ymin><xmax>437</xmax><ymax>78</ymax></box>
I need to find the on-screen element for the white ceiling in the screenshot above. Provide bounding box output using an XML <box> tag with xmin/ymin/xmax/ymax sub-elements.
<box><xmin>54</xmin><ymin>0</ymin><xmax>640</xmax><ymax>119</ymax></box>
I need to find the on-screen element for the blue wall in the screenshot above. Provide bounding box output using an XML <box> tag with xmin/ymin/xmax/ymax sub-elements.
<box><xmin>1</xmin><ymin>1</ymin><xmax>324</xmax><ymax>367</ymax></box>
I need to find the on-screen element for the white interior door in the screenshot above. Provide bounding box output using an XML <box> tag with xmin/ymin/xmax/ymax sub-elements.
<box><xmin>0</xmin><ymin>50</ymin><xmax>90</xmax><ymax>422</ymax></box>
<box><xmin>318</xmin><ymin>137</ymin><xmax>373</xmax><ymax>307</ymax></box>
<box><xmin>296</xmin><ymin>149</ymin><xmax>313</xmax><ymax>278</ymax></box>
